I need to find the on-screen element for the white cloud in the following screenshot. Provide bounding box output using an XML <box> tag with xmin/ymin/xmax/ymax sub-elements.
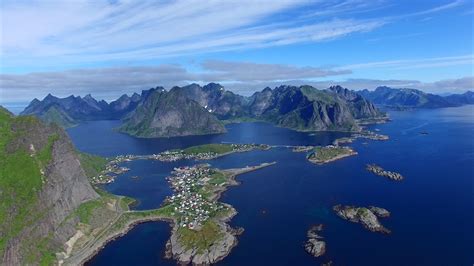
<box><xmin>0</xmin><ymin>0</ymin><xmax>387</xmax><ymax>68</ymax></box>
<box><xmin>340</xmin><ymin>54</ymin><xmax>474</xmax><ymax>70</ymax></box>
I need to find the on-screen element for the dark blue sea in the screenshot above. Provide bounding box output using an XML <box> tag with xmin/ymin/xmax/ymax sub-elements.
<box><xmin>67</xmin><ymin>106</ymin><xmax>474</xmax><ymax>266</ymax></box>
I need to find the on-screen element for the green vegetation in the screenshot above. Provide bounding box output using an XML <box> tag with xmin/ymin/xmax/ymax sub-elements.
<box><xmin>75</xmin><ymin>199</ymin><xmax>103</xmax><ymax>224</ymax></box>
<box><xmin>177</xmin><ymin>220</ymin><xmax>223</xmax><ymax>254</ymax></box>
<box><xmin>207</xmin><ymin>171</ymin><xmax>227</xmax><ymax>186</ymax></box>
<box><xmin>36</xmin><ymin>134</ymin><xmax>60</xmax><ymax>164</ymax></box>
<box><xmin>77</xmin><ymin>151</ymin><xmax>108</xmax><ymax>179</ymax></box>
<box><xmin>183</xmin><ymin>143</ymin><xmax>233</xmax><ymax>155</ymax></box>
<box><xmin>0</xmin><ymin>110</ymin><xmax>60</xmax><ymax>260</ymax></box>
<box><xmin>307</xmin><ymin>146</ymin><xmax>355</xmax><ymax>163</ymax></box>
<box><xmin>300</xmin><ymin>85</ymin><xmax>338</xmax><ymax>104</ymax></box>
<box><xmin>40</xmin><ymin>106</ymin><xmax>77</xmax><ymax>128</ymax></box>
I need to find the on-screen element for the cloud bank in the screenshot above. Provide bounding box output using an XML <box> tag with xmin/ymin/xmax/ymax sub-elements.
<box><xmin>1</xmin><ymin>61</ymin><xmax>472</xmax><ymax>103</ymax></box>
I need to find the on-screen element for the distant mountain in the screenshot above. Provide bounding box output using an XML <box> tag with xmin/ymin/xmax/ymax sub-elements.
<box><xmin>21</xmin><ymin>93</ymin><xmax>140</xmax><ymax>127</ymax></box>
<box><xmin>358</xmin><ymin>86</ymin><xmax>473</xmax><ymax>109</ymax></box>
<box><xmin>119</xmin><ymin>87</ymin><xmax>226</xmax><ymax>138</ymax></box>
<box><xmin>172</xmin><ymin>83</ymin><xmax>249</xmax><ymax>119</ymax></box>
<box><xmin>444</xmin><ymin>91</ymin><xmax>474</xmax><ymax>105</ymax></box>
<box><xmin>247</xmin><ymin>85</ymin><xmax>385</xmax><ymax>132</ymax></box>
<box><xmin>21</xmin><ymin>83</ymin><xmax>388</xmax><ymax>136</ymax></box>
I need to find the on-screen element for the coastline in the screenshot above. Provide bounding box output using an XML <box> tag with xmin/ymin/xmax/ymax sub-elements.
<box><xmin>69</xmin><ymin>162</ymin><xmax>276</xmax><ymax>265</ymax></box>
<box><xmin>62</xmin><ymin>212</ymin><xmax>174</xmax><ymax>265</ymax></box>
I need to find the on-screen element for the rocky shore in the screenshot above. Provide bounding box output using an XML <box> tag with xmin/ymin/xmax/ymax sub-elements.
<box><xmin>164</xmin><ymin>206</ymin><xmax>242</xmax><ymax>265</ymax></box>
<box><xmin>366</xmin><ymin>164</ymin><xmax>404</xmax><ymax>181</ymax></box>
<box><xmin>332</xmin><ymin>130</ymin><xmax>389</xmax><ymax>146</ymax></box>
<box><xmin>162</xmin><ymin>162</ymin><xmax>276</xmax><ymax>265</ymax></box>
<box><xmin>304</xmin><ymin>224</ymin><xmax>326</xmax><ymax>257</ymax></box>
<box><xmin>307</xmin><ymin>145</ymin><xmax>357</xmax><ymax>164</ymax></box>
<box><xmin>292</xmin><ymin>146</ymin><xmax>315</xmax><ymax>152</ymax></box>
<box><xmin>333</xmin><ymin>205</ymin><xmax>391</xmax><ymax>234</ymax></box>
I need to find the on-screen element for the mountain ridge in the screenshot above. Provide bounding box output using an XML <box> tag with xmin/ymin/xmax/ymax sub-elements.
<box><xmin>22</xmin><ymin>83</ymin><xmax>472</xmax><ymax>137</ymax></box>
<box><xmin>358</xmin><ymin>86</ymin><xmax>473</xmax><ymax>109</ymax></box>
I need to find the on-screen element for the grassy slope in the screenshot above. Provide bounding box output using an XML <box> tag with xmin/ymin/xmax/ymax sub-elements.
<box><xmin>182</xmin><ymin>144</ymin><xmax>233</xmax><ymax>155</ymax></box>
<box><xmin>77</xmin><ymin>152</ymin><xmax>108</xmax><ymax>179</ymax></box>
<box><xmin>0</xmin><ymin>111</ymin><xmax>59</xmax><ymax>264</ymax></box>
<box><xmin>308</xmin><ymin>146</ymin><xmax>353</xmax><ymax>161</ymax></box>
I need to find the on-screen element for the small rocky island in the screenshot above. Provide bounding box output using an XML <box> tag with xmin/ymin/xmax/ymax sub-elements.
<box><xmin>307</xmin><ymin>145</ymin><xmax>357</xmax><ymax>164</ymax></box>
<box><xmin>333</xmin><ymin>205</ymin><xmax>391</xmax><ymax>234</ymax></box>
<box><xmin>292</xmin><ymin>145</ymin><xmax>314</xmax><ymax>153</ymax></box>
<box><xmin>366</xmin><ymin>164</ymin><xmax>404</xmax><ymax>181</ymax></box>
<box><xmin>304</xmin><ymin>224</ymin><xmax>326</xmax><ymax>257</ymax></box>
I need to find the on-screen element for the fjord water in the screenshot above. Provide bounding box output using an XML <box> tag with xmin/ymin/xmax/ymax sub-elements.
<box><xmin>69</xmin><ymin>106</ymin><xmax>474</xmax><ymax>266</ymax></box>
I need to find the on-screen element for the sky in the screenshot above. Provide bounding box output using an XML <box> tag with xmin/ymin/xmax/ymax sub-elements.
<box><xmin>0</xmin><ymin>0</ymin><xmax>473</xmax><ymax>106</ymax></box>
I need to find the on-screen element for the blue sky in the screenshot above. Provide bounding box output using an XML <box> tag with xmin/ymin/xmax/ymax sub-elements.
<box><xmin>0</xmin><ymin>0</ymin><xmax>473</xmax><ymax>104</ymax></box>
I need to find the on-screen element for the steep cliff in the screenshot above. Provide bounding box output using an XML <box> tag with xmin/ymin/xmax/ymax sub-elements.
<box><xmin>0</xmin><ymin>108</ymin><xmax>99</xmax><ymax>265</ymax></box>
<box><xmin>172</xmin><ymin>83</ymin><xmax>249</xmax><ymax>119</ymax></box>
<box><xmin>248</xmin><ymin>85</ymin><xmax>375</xmax><ymax>131</ymax></box>
<box><xmin>119</xmin><ymin>88</ymin><xmax>226</xmax><ymax>137</ymax></box>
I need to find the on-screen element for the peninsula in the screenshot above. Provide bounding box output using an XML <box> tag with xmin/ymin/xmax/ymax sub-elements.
<box><xmin>62</xmin><ymin>162</ymin><xmax>276</xmax><ymax>265</ymax></box>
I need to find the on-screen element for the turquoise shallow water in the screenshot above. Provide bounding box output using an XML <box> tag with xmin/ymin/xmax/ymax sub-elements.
<box><xmin>68</xmin><ymin>105</ymin><xmax>474</xmax><ymax>266</ymax></box>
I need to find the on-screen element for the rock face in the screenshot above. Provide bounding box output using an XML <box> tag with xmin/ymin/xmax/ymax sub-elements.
<box><xmin>358</xmin><ymin>86</ymin><xmax>474</xmax><ymax>109</ymax></box>
<box><xmin>22</xmin><ymin>83</ymin><xmax>387</xmax><ymax>135</ymax></box>
<box><xmin>167</xmin><ymin>223</ymin><xmax>237</xmax><ymax>265</ymax></box>
<box><xmin>120</xmin><ymin>88</ymin><xmax>226</xmax><ymax>137</ymax></box>
<box><xmin>304</xmin><ymin>224</ymin><xmax>326</xmax><ymax>257</ymax></box>
<box><xmin>333</xmin><ymin>205</ymin><xmax>391</xmax><ymax>234</ymax></box>
<box><xmin>172</xmin><ymin>83</ymin><xmax>249</xmax><ymax>119</ymax></box>
<box><xmin>248</xmin><ymin>85</ymin><xmax>385</xmax><ymax>132</ymax></box>
<box><xmin>165</xmin><ymin>207</ymin><xmax>241</xmax><ymax>265</ymax></box>
<box><xmin>0</xmin><ymin>108</ymin><xmax>99</xmax><ymax>265</ymax></box>
<box><xmin>366</xmin><ymin>164</ymin><xmax>404</xmax><ymax>181</ymax></box>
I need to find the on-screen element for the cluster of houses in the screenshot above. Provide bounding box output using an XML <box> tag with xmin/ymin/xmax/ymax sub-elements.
<box><xmin>147</xmin><ymin>143</ymin><xmax>271</xmax><ymax>162</ymax></box>
<box><xmin>165</xmin><ymin>165</ymin><xmax>226</xmax><ymax>230</ymax></box>
<box><xmin>90</xmin><ymin>163</ymin><xmax>130</xmax><ymax>185</ymax></box>
<box><xmin>353</xmin><ymin>130</ymin><xmax>389</xmax><ymax>141</ymax></box>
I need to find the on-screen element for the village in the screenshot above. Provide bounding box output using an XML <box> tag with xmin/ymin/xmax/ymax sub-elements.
<box><xmin>164</xmin><ymin>164</ymin><xmax>228</xmax><ymax>230</ymax></box>
<box><xmin>88</xmin><ymin>143</ymin><xmax>271</xmax><ymax>184</ymax></box>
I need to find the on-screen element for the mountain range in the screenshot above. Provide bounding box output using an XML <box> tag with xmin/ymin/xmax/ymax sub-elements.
<box><xmin>20</xmin><ymin>83</ymin><xmax>473</xmax><ymax>138</ymax></box>
<box><xmin>358</xmin><ymin>86</ymin><xmax>474</xmax><ymax>109</ymax></box>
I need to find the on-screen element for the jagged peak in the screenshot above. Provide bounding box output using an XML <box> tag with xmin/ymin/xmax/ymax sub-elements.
<box><xmin>44</xmin><ymin>93</ymin><xmax>58</xmax><ymax>101</ymax></box>
<box><xmin>203</xmin><ymin>82</ymin><xmax>224</xmax><ymax>91</ymax></box>
<box><xmin>84</xmin><ymin>93</ymin><xmax>94</xmax><ymax>99</ymax></box>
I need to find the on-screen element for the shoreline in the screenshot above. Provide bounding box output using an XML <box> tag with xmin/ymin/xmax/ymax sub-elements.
<box><xmin>308</xmin><ymin>150</ymin><xmax>358</xmax><ymax>164</ymax></box>
<box><xmin>71</xmin><ymin>162</ymin><xmax>276</xmax><ymax>265</ymax></box>
<box><xmin>63</xmin><ymin>212</ymin><xmax>174</xmax><ymax>265</ymax></box>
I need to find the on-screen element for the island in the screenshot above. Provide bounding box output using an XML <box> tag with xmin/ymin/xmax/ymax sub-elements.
<box><xmin>304</xmin><ymin>224</ymin><xmax>326</xmax><ymax>257</ymax></box>
<box><xmin>366</xmin><ymin>164</ymin><xmax>404</xmax><ymax>181</ymax></box>
<box><xmin>307</xmin><ymin>145</ymin><xmax>357</xmax><ymax>164</ymax></box>
<box><xmin>87</xmin><ymin>143</ymin><xmax>271</xmax><ymax>184</ymax></box>
<box><xmin>292</xmin><ymin>146</ymin><xmax>315</xmax><ymax>153</ymax></box>
<box><xmin>333</xmin><ymin>205</ymin><xmax>391</xmax><ymax>234</ymax></box>
<box><xmin>333</xmin><ymin>130</ymin><xmax>389</xmax><ymax>146</ymax></box>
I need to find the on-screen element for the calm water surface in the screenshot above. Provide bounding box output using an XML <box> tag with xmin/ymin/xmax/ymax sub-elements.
<box><xmin>69</xmin><ymin>106</ymin><xmax>474</xmax><ymax>266</ymax></box>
